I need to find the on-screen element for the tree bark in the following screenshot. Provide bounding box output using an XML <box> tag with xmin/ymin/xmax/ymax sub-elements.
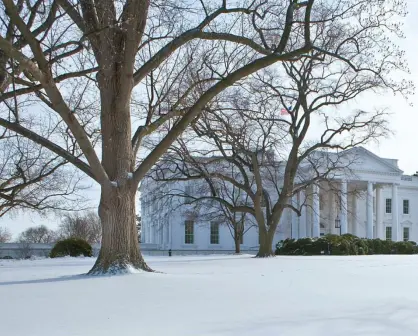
<box><xmin>86</xmin><ymin>60</ymin><xmax>153</xmax><ymax>275</ymax></box>
<box><xmin>88</xmin><ymin>186</ymin><xmax>152</xmax><ymax>275</ymax></box>
<box><xmin>256</xmin><ymin>228</ymin><xmax>275</xmax><ymax>257</ymax></box>
<box><xmin>234</xmin><ymin>236</ymin><xmax>241</xmax><ymax>254</ymax></box>
<box><xmin>88</xmin><ymin>66</ymin><xmax>152</xmax><ymax>274</ymax></box>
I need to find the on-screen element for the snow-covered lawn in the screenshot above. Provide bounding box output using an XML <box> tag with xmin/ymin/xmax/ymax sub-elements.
<box><xmin>1</xmin><ymin>255</ymin><xmax>418</xmax><ymax>336</ymax></box>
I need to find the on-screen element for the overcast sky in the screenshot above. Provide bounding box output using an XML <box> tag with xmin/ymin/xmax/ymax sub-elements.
<box><xmin>2</xmin><ymin>1</ymin><xmax>418</xmax><ymax>238</ymax></box>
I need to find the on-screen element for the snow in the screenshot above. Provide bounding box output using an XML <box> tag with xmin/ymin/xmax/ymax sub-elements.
<box><xmin>1</xmin><ymin>255</ymin><xmax>418</xmax><ymax>336</ymax></box>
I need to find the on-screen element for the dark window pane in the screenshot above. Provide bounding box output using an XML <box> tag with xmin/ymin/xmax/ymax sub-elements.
<box><xmin>385</xmin><ymin>227</ymin><xmax>392</xmax><ymax>241</ymax></box>
<box><xmin>385</xmin><ymin>199</ymin><xmax>392</xmax><ymax>214</ymax></box>
<box><xmin>210</xmin><ymin>222</ymin><xmax>219</xmax><ymax>244</ymax></box>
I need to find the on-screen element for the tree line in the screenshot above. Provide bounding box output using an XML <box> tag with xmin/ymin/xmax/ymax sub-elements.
<box><xmin>0</xmin><ymin>213</ymin><xmax>142</xmax><ymax>244</ymax></box>
<box><xmin>0</xmin><ymin>211</ymin><xmax>101</xmax><ymax>244</ymax></box>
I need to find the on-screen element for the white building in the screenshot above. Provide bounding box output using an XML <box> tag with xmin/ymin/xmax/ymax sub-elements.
<box><xmin>140</xmin><ymin>147</ymin><xmax>418</xmax><ymax>252</ymax></box>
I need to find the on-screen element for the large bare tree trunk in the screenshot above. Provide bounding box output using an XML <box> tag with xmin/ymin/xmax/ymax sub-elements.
<box><xmin>88</xmin><ymin>186</ymin><xmax>152</xmax><ymax>274</ymax></box>
<box><xmin>256</xmin><ymin>228</ymin><xmax>275</xmax><ymax>258</ymax></box>
<box><xmin>234</xmin><ymin>236</ymin><xmax>241</xmax><ymax>254</ymax></box>
<box><xmin>233</xmin><ymin>224</ymin><xmax>241</xmax><ymax>254</ymax></box>
<box><xmin>88</xmin><ymin>67</ymin><xmax>153</xmax><ymax>274</ymax></box>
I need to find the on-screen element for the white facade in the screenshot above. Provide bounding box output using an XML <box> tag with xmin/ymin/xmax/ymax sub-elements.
<box><xmin>140</xmin><ymin>147</ymin><xmax>418</xmax><ymax>251</ymax></box>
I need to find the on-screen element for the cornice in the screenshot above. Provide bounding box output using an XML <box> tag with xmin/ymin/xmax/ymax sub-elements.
<box><xmin>352</xmin><ymin>169</ymin><xmax>402</xmax><ymax>176</ymax></box>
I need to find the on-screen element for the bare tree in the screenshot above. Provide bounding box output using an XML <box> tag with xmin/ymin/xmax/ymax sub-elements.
<box><xmin>0</xmin><ymin>134</ymin><xmax>87</xmax><ymax>217</ymax></box>
<box><xmin>0</xmin><ymin>0</ymin><xmax>410</xmax><ymax>272</ymax></box>
<box><xmin>150</xmin><ymin>172</ymin><xmax>255</xmax><ymax>253</ymax></box>
<box><xmin>189</xmin><ymin>188</ymin><xmax>257</xmax><ymax>254</ymax></box>
<box><xmin>153</xmin><ymin>45</ymin><xmax>399</xmax><ymax>256</ymax></box>
<box><xmin>195</xmin><ymin>182</ymin><xmax>257</xmax><ymax>254</ymax></box>
<box><xmin>0</xmin><ymin>226</ymin><xmax>11</xmax><ymax>242</ymax></box>
<box><xmin>59</xmin><ymin>211</ymin><xmax>101</xmax><ymax>244</ymax></box>
<box><xmin>17</xmin><ymin>224</ymin><xmax>57</xmax><ymax>243</ymax></box>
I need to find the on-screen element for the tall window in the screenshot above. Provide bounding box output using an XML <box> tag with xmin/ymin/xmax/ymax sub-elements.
<box><xmin>185</xmin><ymin>220</ymin><xmax>194</xmax><ymax>244</ymax></box>
<box><xmin>184</xmin><ymin>185</ymin><xmax>193</xmax><ymax>204</ymax></box>
<box><xmin>210</xmin><ymin>222</ymin><xmax>219</xmax><ymax>244</ymax></box>
<box><xmin>403</xmin><ymin>200</ymin><xmax>409</xmax><ymax>215</ymax></box>
<box><xmin>385</xmin><ymin>198</ymin><xmax>392</xmax><ymax>214</ymax></box>
<box><xmin>403</xmin><ymin>227</ymin><xmax>410</xmax><ymax>242</ymax></box>
<box><xmin>385</xmin><ymin>226</ymin><xmax>392</xmax><ymax>241</ymax></box>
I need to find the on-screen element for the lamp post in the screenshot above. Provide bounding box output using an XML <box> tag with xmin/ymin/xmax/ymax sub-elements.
<box><xmin>335</xmin><ymin>214</ymin><xmax>341</xmax><ymax>236</ymax></box>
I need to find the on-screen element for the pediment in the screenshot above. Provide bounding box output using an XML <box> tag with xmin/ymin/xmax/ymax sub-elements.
<box><xmin>401</xmin><ymin>220</ymin><xmax>413</xmax><ymax>226</ymax></box>
<box><xmin>344</xmin><ymin>147</ymin><xmax>403</xmax><ymax>174</ymax></box>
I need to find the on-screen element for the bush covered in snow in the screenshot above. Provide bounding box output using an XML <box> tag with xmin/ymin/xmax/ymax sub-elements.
<box><xmin>276</xmin><ymin>234</ymin><xmax>418</xmax><ymax>256</ymax></box>
<box><xmin>50</xmin><ymin>238</ymin><xmax>92</xmax><ymax>258</ymax></box>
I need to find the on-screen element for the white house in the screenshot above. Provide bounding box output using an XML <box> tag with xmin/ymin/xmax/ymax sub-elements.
<box><xmin>140</xmin><ymin>147</ymin><xmax>418</xmax><ymax>252</ymax></box>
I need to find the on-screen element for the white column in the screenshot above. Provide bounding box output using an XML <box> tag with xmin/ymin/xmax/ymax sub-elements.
<box><xmin>366</xmin><ymin>182</ymin><xmax>374</xmax><ymax>239</ymax></box>
<box><xmin>329</xmin><ymin>191</ymin><xmax>337</xmax><ymax>235</ymax></box>
<box><xmin>392</xmin><ymin>184</ymin><xmax>399</xmax><ymax>241</ymax></box>
<box><xmin>351</xmin><ymin>193</ymin><xmax>358</xmax><ymax>236</ymax></box>
<box><xmin>375</xmin><ymin>186</ymin><xmax>383</xmax><ymax>239</ymax></box>
<box><xmin>341</xmin><ymin>181</ymin><xmax>348</xmax><ymax>235</ymax></box>
<box><xmin>163</xmin><ymin>221</ymin><xmax>168</xmax><ymax>248</ymax></box>
<box><xmin>168</xmin><ymin>217</ymin><xmax>173</xmax><ymax>249</ymax></box>
<box><xmin>298</xmin><ymin>191</ymin><xmax>307</xmax><ymax>238</ymax></box>
<box><xmin>291</xmin><ymin>195</ymin><xmax>299</xmax><ymax>239</ymax></box>
<box><xmin>145</xmin><ymin>223</ymin><xmax>149</xmax><ymax>243</ymax></box>
<box><xmin>312</xmin><ymin>184</ymin><xmax>320</xmax><ymax>238</ymax></box>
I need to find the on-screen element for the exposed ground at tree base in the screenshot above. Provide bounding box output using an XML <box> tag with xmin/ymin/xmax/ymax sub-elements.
<box><xmin>87</xmin><ymin>258</ymin><xmax>154</xmax><ymax>275</ymax></box>
<box><xmin>2</xmin><ymin>255</ymin><xmax>418</xmax><ymax>336</ymax></box>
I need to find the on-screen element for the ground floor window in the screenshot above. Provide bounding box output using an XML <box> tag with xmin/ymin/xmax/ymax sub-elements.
<box><xmin>385</xmin><ymin>226</ymin><xmax>392</xmax><ymax>241</ymax></box>
<box><xmin>210</xmin><ymin>222</ymin><xmax>219</xmax><ymax>244</ymax></box>
<box><xmin>403</xmin><ymin>227</ymin><xmax>410</xmax><ymax>242</ymax></box>
<box><xmin>185</xmin><ymin>220</ymin><xmax>194</xmax><ymax>244</ymax></box>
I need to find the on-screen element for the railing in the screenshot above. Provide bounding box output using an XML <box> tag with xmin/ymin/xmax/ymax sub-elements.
<box><xmin>401</xmin><ymin>175</ymin><xmax>413</xmax><ymax>181</ymax></box>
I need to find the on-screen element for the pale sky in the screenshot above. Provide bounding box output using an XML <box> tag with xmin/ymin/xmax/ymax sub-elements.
<box><xmin>2</xmin><ymin>1</ymin><xmax>418</xmax><ymax>238</ymax></box>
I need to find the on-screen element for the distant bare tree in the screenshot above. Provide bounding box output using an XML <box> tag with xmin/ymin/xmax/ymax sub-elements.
<box><xmin>0</xmin><ymin>226</ymin><xmax>11</xmax><ymax>242</ymax></box>
<box><xmin>17</xmin><ymin>225</ymin><xmax>57</xmax><ymax>244</ymax></box>
<box><xmin>192</xmin><ymin>182</ymin><xmax>258</xmax><ymax>254</ymax></box>
<box><xmin>151</xmin><ymin>173</ymin><xmax>256</xmax><ymax>253</ymax></box>
<box><xmin>189</xmin><ymin>193</ymin><xmax>257</xmax><ymax>254</ymax></box>
<box><xmin>59</xmin><ymin>211</ymin><xmax>101</xmax><ymax>244</ymax></box>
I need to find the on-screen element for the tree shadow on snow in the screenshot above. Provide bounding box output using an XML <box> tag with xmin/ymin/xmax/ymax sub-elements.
<box><xmin>0</xmin><ymin>273</ymin><xmax>94</xmax><ymax>286</ymax></box>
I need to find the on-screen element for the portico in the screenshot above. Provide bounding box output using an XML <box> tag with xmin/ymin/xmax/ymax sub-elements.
<box><xmin>293</xmin><ymin>147</ymin><xmax>407</xmax><ymax>241</ymax></box>
<box><xmin>295</xmin><ymin>180</ymin><xmax>403</xmax><ymax>241</ymax></box>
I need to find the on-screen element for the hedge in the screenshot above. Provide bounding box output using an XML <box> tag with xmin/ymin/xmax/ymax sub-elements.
<box><xmin>50</xmin><ymin>238</ymin><xmax>92</xmax><ymax>258</ymax></box>
<box><xmin>275</xmin><ymin>234</ymin><xmax>418</xmax><ymax>256</ymax></box>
